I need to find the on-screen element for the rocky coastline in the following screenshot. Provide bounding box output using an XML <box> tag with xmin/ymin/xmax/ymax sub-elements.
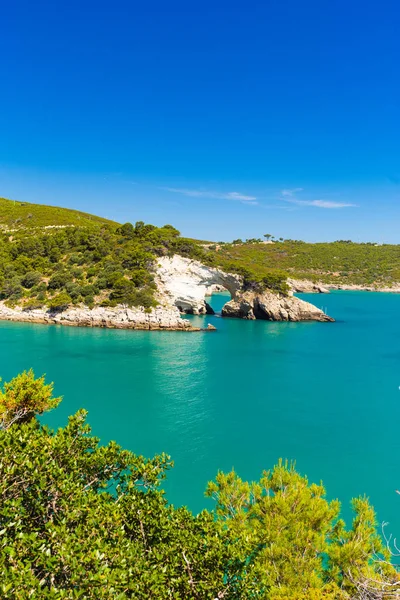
<box><xmin>327</xmin><ymin>283</ymin><xmax>400</xmax><ymax>293</ymax></box>
<box><xmin>289</xmin><ymin>278</ymin><xmax>400</xmax><ymax>294</ymax></box>
<box><xmin>0</xmin><ymin>302</ymin><xmax>215</xmax><ymax>332</ymax></box>
<box><xmin>0</xmin><ymin>257</ymin><xmax>339</xmax><ymax>331</ymax></box>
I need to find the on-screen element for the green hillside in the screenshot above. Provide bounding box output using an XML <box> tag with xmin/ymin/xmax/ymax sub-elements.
<box><xmin>0</xmin><ymin>197</ymin><xmax>208</xmax><ymax>311</ymax></box>
<box><xmin>207</xmin><ymin>239</ymin><xmax>400</xmax><ymax>288</ymax></box>
<box><xmin>0</xmin><ymin>197</ymin><xmax>117</xmax><ymax>230</ymax></box>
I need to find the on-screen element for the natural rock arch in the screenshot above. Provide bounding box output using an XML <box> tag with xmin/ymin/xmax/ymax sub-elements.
<box><xmin>156</xmin><ymin>256</ymin><xmax>241</xmax><ymax>314</ymax></box>
<box><xmin>155</xmin><ymin>255</ymin><xmax>334</xmax><ymax>322</ymax></box>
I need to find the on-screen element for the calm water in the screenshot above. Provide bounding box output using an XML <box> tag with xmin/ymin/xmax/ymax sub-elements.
<box><xmin>0</xmin><ymin>291</ymin><xmax>399</xmax><ymax>535</ymax></box>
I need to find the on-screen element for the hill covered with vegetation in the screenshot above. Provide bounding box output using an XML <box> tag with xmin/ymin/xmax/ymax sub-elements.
<box><xmin>0</xmin><ymin>197</ymin><xmax>210</xmax><ymax>311</ymax></box>
<box><xmin>206</xmin><ymin>238</ymin><xmax>400</xmax><ymax>288</ymax></box>
<box><xmin>0</xmin><ymin>369</ymin><xmax>398</xmax><ymax>599</ymax></box>
<box><xmin>1</xmin><ymin>196</ymin><xmax>399</xmax><ymax>315</ymax></box>
<box><xmin>0</xmin><ymin>197</ymin><xmax>116</xmax><ymax>230</ymax></box>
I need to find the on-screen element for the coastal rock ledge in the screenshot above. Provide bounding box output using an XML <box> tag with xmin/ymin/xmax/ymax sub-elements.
<box><xmin>0</xmin><ymin>302</ymin><xmax>203</xmax><ymax>331</ymax></box>
<box><xmin>221</xmin><ymin>291</ymin><xmax>334</xmax><ymax>322</ymax></box>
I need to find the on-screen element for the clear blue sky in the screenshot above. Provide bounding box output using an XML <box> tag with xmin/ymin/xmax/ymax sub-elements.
<box><xmin>1</xmin><ymin>0</ymin><xmax>399</xmax><ymax>242</ymax></box>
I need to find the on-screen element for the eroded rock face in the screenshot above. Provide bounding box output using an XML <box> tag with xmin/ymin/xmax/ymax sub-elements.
<box><xmin>156</xmin><ymin>256</ymin><xmax>334</xmax><ymax>322</ymax></box>
<box><xmin>0</xmin><ymin>302</ymin><xmax>203</xmax><ymax>331</ymax></box>
<box><xmin>156</xmin><ymin>255</ymin><xmax>241</xmax><ymax>315</ymax></box>
<box><xmin>288</xmin><ymin>279</ymin><xmax>330</xmax><ymax>294</ymax></box>
<box><xmin>221</xmin><ymin>297</ymin><xmax>255</xmax><ymax>320</ymax></box>
<box><xmin>221</xmin><ymin>291</ymin><xmax>334</xmax><ymax>322</ymax></box>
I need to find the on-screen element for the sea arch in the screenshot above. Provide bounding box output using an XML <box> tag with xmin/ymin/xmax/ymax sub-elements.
<box><xmin>155</xmin><ymin>255</ymin><xmax>242</xmax><ymax>315</ymax></box>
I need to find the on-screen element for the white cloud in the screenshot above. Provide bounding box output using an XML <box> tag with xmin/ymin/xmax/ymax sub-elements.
<box><xmin>295</xmin><ymin>199</ymin><xmax>357</xmax><ymax>209</ymax></box>
<box><xmin>279</xmin><ymin>188</ymin><xmax>356</xmax><ymax>209</ymax></box>
<box><xmin>163</xmin><ymin>187</ymin><xmax>258</xmax><ymax>205</ymax></box>
<box><xmin>226</xmin><ymin>191</ymin><xmax>257</xmax><ymax>202</ymax></box>
<box><xmin>281</xmin><ymin>188</ymin><xmax>304</xmax><ymax>197</ymax></box>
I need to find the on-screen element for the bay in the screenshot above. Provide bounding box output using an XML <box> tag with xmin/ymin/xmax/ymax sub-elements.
<box><xmin>0</xmin><ymin>291</ymin><xmax>399</xmax><ymax>536</ymax></box>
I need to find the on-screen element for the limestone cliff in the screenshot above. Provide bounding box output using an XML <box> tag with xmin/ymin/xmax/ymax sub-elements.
<box><xmin>155</xmin><ymin>255</ymin><xmax>241</xmax><ymax>314</ymax></box>
<box><xmin>156</xmin><ymin>256</ymin><xmax>334</xmax><ymax>322</ymax></box>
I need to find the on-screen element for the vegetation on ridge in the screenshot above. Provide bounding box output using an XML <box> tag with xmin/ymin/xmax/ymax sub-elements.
<box><xmin>0</xmin><ymin>197</ymin><xmax>289</xmax><ymax>311</ymax></box>
<box><xmin>0</xmin><ymin>197</ymin><xmax>116</xmax><ymax>230</ymax></box>
<box><xmin>0</xmin><ymin>370</ymin><xmax>398</xmax><ymax>599</ymax></box>
<box><xmin>207</xmin><ymin>239</ymin><xmax>400</xmax><ymax>288</ymax></box>
<box><xmin>0</xmin><ymin>198</ymin><xmax>210</xmax><ymax>310</ymax></box>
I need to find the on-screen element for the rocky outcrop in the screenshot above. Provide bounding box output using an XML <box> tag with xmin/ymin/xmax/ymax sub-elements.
<box><xmin>221</xmin><ymin>291</ymin><xmax>334</xmax><ymax>322</ymax></box>
<box><xmin>288</xmin><ymin>279</ymin><xmax>330</xmax><ymax>294</ymax></box>
<box><xmin>0</xmin><ymin>302</ymin><xmax>206</xmax><ymax>331</ymax></box>
<box><xmin>156</xmin><ymin>256</ymin><xmax>334</xmax><ymax>322</ymax></box>
<box><xmin>156</xmin><ymin>255</ymin><xmax>241</xmax><ymax>315</ymax></box>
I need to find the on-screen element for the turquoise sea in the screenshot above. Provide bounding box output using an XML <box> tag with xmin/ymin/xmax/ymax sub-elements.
<box><xmin>0</xmin><ymin>291</ymin><xmax>399</xmax><ymax>535</ymax></box>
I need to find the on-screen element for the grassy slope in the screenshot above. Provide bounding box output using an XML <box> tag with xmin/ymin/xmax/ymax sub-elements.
<box><xmin>0</xmin><ymin>197</ymin><xmax>117</xmax><ymax>230</ymax></box>
<box><xmin>209</xmin><ymin>241</ymin><xmax>400</xmax><ymax>286</ymax></box>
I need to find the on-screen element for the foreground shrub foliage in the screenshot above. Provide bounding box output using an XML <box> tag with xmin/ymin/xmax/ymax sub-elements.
<box><xmin>0</xmin><ymin>371</ymin><xmax>398</xmax><ymax>599</ymax></box>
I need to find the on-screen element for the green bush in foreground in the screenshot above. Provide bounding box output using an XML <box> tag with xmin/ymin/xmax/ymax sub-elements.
<box><xmin>0</xmin><ymin>371</ymin><xmax>398</xmax><ymax>599</ymax></box>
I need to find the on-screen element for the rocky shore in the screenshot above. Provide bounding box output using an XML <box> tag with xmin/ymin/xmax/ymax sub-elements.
<box><xmin>288</xmin><ymin>279</ymin><xmax>330</xmax><ymax>294</ymax></box>
<box><xmin>0</xmin><ymin>302</ymin><xmax>214</xmax><ymax>332</ymax></box>
<box><xmin>289</xmin><ymin>278</ymin><xmax>400</xmax><ymax>294</ymax></box>
<box><xmin>221</xmin><ymin>290</ymin><xmax>334</xmax><ymax>322</ymax></box>
<box><xmin>327</xmin><ymin>283</ymin><xmax>400</xmax><ymax>293</ymax></box>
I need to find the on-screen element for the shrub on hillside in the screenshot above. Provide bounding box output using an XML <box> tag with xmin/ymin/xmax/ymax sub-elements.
<box><xmin>48</xmin><ymin>292</ymin><xmax>72</xmax><ymax>312</ymax></box>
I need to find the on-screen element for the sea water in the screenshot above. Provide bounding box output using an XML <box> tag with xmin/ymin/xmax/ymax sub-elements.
<box><xmin>0</xmin><ymin>291</ymin><xmax>399</xmax><ymax>535</ymax></box>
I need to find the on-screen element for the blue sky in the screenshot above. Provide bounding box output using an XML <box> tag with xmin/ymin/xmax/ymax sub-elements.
<box><xmin>1</xmin><ymin>0</ymin><xmax>399</xmax><ymax>242</ymax></box>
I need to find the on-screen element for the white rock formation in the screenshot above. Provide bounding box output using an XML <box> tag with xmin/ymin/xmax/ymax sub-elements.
<box><xmin>155</xmin><ymin>256</ymin><xmax>334</xmax><ymax>322</ymax></box>
<box><xmin>0</xmin><ymin>302</ymin><xmax>202</xmax><ymax>331</ymax></box>
<box><xmin>155</xmin><ymin>255</ymin><xmax>241</xmax><ymax>314</ymax></box>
